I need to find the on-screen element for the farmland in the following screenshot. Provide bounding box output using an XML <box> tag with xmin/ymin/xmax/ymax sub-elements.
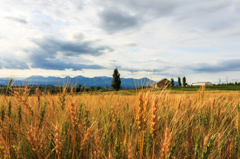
<box><xmin>0</xmin><ymin>86</ymin><xmax>239</xmax><ymax>158</ymax></box>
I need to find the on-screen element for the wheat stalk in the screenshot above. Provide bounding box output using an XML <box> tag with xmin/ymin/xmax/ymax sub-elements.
<box><xmin>36</xmin><ymin>87</ymin><xmax>40</xmax><ymax>108</ymax></box>
<box><xmin>71</xmin><ymin>85</ymin><xmax>74</xmax><ymax>98</ymax></box>
<box><xmin>26</xmin><ymin>127</ymin><xmax>42</xmax><ymax>159</ymax></box>
<box><xmin>0</xmin><ymin>132</ymin><xmax>10</xmax><ymax>159</ymax></box>
<box><xmin>128</xmin><ymin>142</ymin><xmax>133</xmax><ymax>159</ymax></box>
<box><xmin>94</xmin><ymin>132</ymin><xmax>102</xmax><ymax>159</ymax></box>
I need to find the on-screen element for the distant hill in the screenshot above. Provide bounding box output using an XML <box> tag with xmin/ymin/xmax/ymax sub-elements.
<box><xmin>0</xmin><ymin>75</ymin><xmax>155</xmax><ymax>89</ymax></box>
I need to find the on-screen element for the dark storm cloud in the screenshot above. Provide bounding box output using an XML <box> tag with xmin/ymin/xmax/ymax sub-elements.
<box><xmin>26</xmin><ymin>35</ymin><xmax>113</xmax><ymax>70</ymax></box>
<box><xmin>189</xmin><ymin>59</ymin><xmax>240</xmax><ymax>73</ymax></box>
<box><xmin>99</xmin><ymin>7</ymin><xmax>140</xmax><ymax>34</ymax></box>
<box><xmin>5</xmin><ymin>17</ymin><xmax>28</xmax><ymax>24</ymax></box>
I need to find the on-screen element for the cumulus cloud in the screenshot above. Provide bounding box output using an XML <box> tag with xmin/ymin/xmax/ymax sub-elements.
<box><xmin>41</xmin><ymin>21</ymin><xmax>52</xmax><ymax>27</ymax></box>
<box><xmin>188</xmin><ymin>59</ymin><xmax>240</xmax><ymax>72</ymax></box>
<box><xmin>110</xmin><ymin>59</ymin><xmax>172</xmax><ymax>73</ymax></box>
<box><xmin>25</xmin><ymin>35</ymin><xmax>113</xmax><ymax>70</ymax></box>
<box><xmin>0</xmin><ymin>59</ymin><xmax>29</xmax><ymax>69</ymax></box>
<box><xmin>1</xmin><ymin>0</ymin><xmax>240</xmax><ymax>80</ymax></box>
<box><xmin>30</xmin><ymin>35</ymin><xmax>113</xmax><ymax>57</ymax></box>
<box><xmin>99</xmin><ymin>7</ymin><xmax>140</xmax><ymax>33</ymax></box>
<box><xmin>96</xmin><ymin>0</ymin><xmax>183</xmax><ymax>33</ymax></box>
<box><xmin>96</xmin><ymin>0</ymin><xmax>239</xmax><ymax>36</ymax></box>
<box><xmin>121</xmin><ymin>42</ymin><xmax>138</xmax><ymax>47</ymax></box>
<box><xmin>96</xmin><ymin>0</ymin><xmax>179</xmax><ymax>17</ymax></box>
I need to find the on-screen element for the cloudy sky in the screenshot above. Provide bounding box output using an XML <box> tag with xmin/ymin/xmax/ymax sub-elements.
<box><xmin>0</xmin><ymin>0</ymin><xmax>240</xmax><ymax>83</ymax></box>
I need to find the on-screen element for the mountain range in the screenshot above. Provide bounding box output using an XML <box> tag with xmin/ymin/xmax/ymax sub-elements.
<box><xmin>0</xmin><ymin>75</ymin><xmax>158</xmax><ymax>89</ymax></box>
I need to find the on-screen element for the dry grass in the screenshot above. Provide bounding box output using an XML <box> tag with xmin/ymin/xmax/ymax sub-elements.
<box><xmin>0</xmin><ymin>86</ymin><xmax>239</xmax><ymax>158</ymax></box>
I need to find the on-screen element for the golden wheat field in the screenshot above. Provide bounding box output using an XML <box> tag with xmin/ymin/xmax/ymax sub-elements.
<box><xmin>0</xmin><ymin>86</ymin><xmax>240</xmax><ymax>159</ymax></box>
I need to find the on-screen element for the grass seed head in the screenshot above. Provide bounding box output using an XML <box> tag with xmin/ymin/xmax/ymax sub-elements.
<box><xmin>55</xmin><ymin>123</ymin><xmax>62</xmax><ymax>155</ymax></box>
<box><xmin>151</xmin><ymin>97</ymin><xmax>158</xmax><ymax>139</ymax></box>
<box><xmin>136</xmin><ymin>92</ymin><xmax>144</xmax><ymax>131</ymax></box>
<box><xmin>81</xmin><ymin>126</ymin><xmax>92</xmax><ymax>151</ymax></box>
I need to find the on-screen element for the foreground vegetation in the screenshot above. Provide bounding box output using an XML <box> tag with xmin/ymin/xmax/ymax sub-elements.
<box><xmin>0</xmin><ymin>85</ymin><xmax>239</xmax><ymax>158</ymax></box>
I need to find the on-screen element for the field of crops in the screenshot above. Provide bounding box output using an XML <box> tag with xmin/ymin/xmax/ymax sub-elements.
<box><xmin>0</xmin><ymin>86</ymin><xmax>239</xmax><ymax>158</ymax></box>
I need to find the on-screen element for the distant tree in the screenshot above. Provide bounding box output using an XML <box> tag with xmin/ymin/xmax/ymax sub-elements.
<box><xmin>82</xmin><ymin>86</ymin><xmax>85</xmax><ymax>92</ymax></box>
<box><xmin>94</xmin><ymin>86</ymin><xmax>101</xmax><ymax>91</ymax></box>
<box><xmin>183</xmin><ymin>77</ymin><xmax>186</xmax><ymax>87</ymax></box>
<box><xmin>106</xmin><ymin>84</ymin><xmax>108</xmax><ymax>90</ymax></box>
<box><xmin>178</xmin><ymin>77</ymin><xmax>182</xmax><ymax>86</ymax></box>
<box><xmin>76</xmin><ymin>84</ymin><xmax>81</xmax><ymax>92</ymax></box>
<box><xmin>111</xmin><ymin>68</ymin><xmax>122</xmax><ymax>91</ymax></box>
<box><xmin>89</xmin><ymin>86</ymin><xmax>94</xmax><ymax>91</ymax></box>
<box><xmin>170</xmin><ymin>78</ymin><xmax>174</xmax><ymax>87</ymax></box>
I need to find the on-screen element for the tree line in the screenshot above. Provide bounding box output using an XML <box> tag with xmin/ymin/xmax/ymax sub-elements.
<box><xmin>170</xmin><ymin>77</ymin><xmax>187</xmax><ymax>87</ymax></box>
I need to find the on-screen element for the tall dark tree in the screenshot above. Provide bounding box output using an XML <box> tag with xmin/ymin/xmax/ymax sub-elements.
<box><xmin>111</xmin><ymin>68</ymin><xmax>122</xmax><ymax>91</ymax></box>
<box><xmin>76</xmin><ymin>84</ymin><xmax>81</xmax><ymax>92</ymax></box>
<box><xmin>170</xmin><ymin>78</ymin><xmax>174</xmax><ymax>87</ymax></box>
<box><xmin>178</xmin><ymin>77</ymin><xmax>182</xmax><ymax>86</ymax></box>
<box><xmin>89</xmin><ymin>86</ymin><xmax>94</xmax><ymax>91</ymax></box>
<box><xmin>183</xmin><ymin>76</ymin><xmax>186</xmax><ymax>87</ymax></box>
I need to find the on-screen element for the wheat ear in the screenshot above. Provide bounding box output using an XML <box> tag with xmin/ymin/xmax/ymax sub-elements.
<box><xmin>14</xmin><ymin>91</ymin><xmax>34</xmax><ymax>116</ymax></box>
<box><xmin>55</xmin><ymin>123</ymin><xmax>62</xmax><ymax>158</ymax></box>
<box><xmin>70</xmin><ymin>102</ymin><xmax>77</xmax><ymax>129</ymax></box>
<box><xmin>80</xmin><ymin>126</ymin><xmax>92</xmax><ymax>151</ymax></box>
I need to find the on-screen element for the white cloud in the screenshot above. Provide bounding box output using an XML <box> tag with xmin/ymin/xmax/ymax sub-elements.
<box><xmin>0</xmin><ymin>0</ymin><xmax>239</xmax><ymax>82</ymax></box>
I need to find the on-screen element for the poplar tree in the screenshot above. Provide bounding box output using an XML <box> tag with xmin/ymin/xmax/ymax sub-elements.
<box><xmin>178</xmin><ymin>77</ymin><xmax>182</xmax><ymax>86</ymax></box>
<box><xmin>183</xmin><ymin>76</ymin><xmax>186</xmax><ymax>87</ymax></box>
<box><xmin>111</xmin><ymin>68</ymin><xmax>122</xmax><ymax>91</ymax></box>
<box><xmin>171</xmin><ymin>78</ymin><xmax>174</xmax><ymax>87</ymax></box>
